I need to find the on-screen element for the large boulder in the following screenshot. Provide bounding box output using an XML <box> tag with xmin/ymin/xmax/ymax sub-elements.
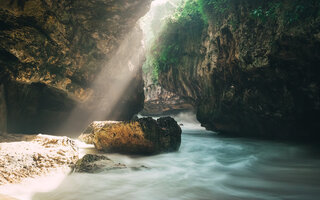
<box><xmin>0</xmin><ymin>134</ymin><xmax>79</xmax><ymax>185</ymax></box>
<box><xmin>78</xmin><ymin>121</ymin><xmax>118</xmax><ymax>144</ymax></box>
<box><xmin>89</xmin><ymin>117</ymin><xmax>181</xmax><ymax>154</ymax></box>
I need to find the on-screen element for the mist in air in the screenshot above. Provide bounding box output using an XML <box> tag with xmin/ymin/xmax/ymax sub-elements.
<box><xmin>59</xmin><ymin>0</ymin><xmax>183</xmax><ymax>135</ymax></box>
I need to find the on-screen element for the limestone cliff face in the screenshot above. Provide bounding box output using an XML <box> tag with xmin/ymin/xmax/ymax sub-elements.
<box><xmin>142</xmin><ymin>83</ymin><xmax>194</xmax><ymax>116</ymax></box>
<box><xmin>140</xmin><ymin>0</ymin><xmax>193</xmax><ymax>116</ymax></box>
<box><xmin>0</xmin><ymin>0</ymin><xmax>151</xmax><ymax>133</ymax></box>
<box><xmin>142</xmin><ymin>72</ymin><xmax>194</xmax><ymax>116</ymax></box>
<box><xmin>158</xmin><ymin>0</ymin><xmax>320</xmax><ymax>139</ymax></box>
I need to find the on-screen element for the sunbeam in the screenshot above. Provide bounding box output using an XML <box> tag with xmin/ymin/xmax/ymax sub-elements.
<box><xmin>0</xmin><ymin>0</ymin><xmax>319</xmax><ymax>200</ymax></box>
<box><xmin>60</xmin><ymin>26</ymin><xmax>145</xmax><ymax>135</ymax></box>
<box><xmin>59</xmin><ymin>0</ymin><xmax>182</xmax><ymax>136</ymax></box>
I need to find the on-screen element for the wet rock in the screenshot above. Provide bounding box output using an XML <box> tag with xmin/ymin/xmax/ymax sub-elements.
<box><xmin>73</xmin><ymin>154</ymin><xmax>126</xmax><ymax>173</ymax></box>
<box><xmin>130</xmin><ymin>165</ymin><xmax>149</xmax><ymax>171</ymax></box>
<box><xmin>156</xmin><ymin>117</ymin><xmax>182</xmax><ymax>152</ymax></box>
<box><xmin>0</xmin><ymin>134</ymin><xmax>79</xmax><ymax>185</ymax></box>
<box><xmin>92</xmin><ymin>117</ymin><xmax>181</xmax><ymax>154</ymax></box>
<box><xmin>78</xmin><ymin>121</ymin><xmax>119</xmax><ymax>144</ymax></box>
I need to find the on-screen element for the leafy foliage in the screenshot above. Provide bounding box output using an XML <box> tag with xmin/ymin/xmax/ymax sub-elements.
<box><xmin>207</xmin><ymin>0</ymin><xmax>231</xmax><ymax>15</ymax></box>
<box><xmin>143</xmin><ymin>0</ymin><xmax>320</xmax><ymax>84</ymax></box>
<box><xmin>144</xmin><ymin>0</ymin><xmax>207</xmax><ymax>83</ymax></box>
<box><xmin>143</xmin><ymin>0</ymin><xmax>236</xmax><ymax>83</ymax></box>
<box><xmin>250</xmin><ymin>0</ymin><xmax>320</xmax><ymax>25</ymax></box>
<box><xmin>251</xmin><ymin>2</ymin><xmax>281</xmax><ymax>22</ymax></box>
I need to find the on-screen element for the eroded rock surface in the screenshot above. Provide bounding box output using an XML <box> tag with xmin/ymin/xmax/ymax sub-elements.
<box><xmin>0</xmin><ymin>134</ymin><xmax>79</xmax><ymax>185</ymax></box>
<box><xmin>142</xmin><ymin>84</ymin><xmax>194</xmax><ymax>116</ymax></box>
<box><xmin>156</xmin><ymin>0</ymin><xmax>320</xmax><ymax>139</ymax></box>
<box><xmin>0</xmin><ymin>0</ymin><xmax>151</xmax><ymax>133</ymax></box>
<box><xmin>73</xmin><ymin>154</ymin><xmax>126</xmax><ymax>173</ymax></box>
<box><xmin>90</xmin><ymin>117</ymin><xmax>181</xmax><ymax>154</ymax></box>
<box><xmin>78</xmin><ymin>121</ymin><xmax>119</xmax><ymax>144</ymax></box>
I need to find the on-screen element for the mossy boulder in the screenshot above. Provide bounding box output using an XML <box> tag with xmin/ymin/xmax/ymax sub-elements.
<box><xmin>91</xmin><ymin>117</ymin><xmax>181</xmax><ymax>155</ymax></box>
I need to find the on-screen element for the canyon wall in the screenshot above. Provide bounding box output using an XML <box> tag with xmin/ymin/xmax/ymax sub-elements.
<box><xmin>156</xmin><ymin>0</ymin><xmax>320</xmax><ymax>139</ymax></box>
<box><xmin>0</xmin><ymin>84</ymin><xmax>6</xmax><ymax>134</ymax></box>
<box><xmin>140</xmin><ymin>0</ymin><xmax>194</xmax><ymax>116</ymax></box>
<box><xmin>142</xmin><ymin>81</ymin><xmax>194</xmax><ymax>116</ymax></box>
<box><xmin>0</xmin><ymin>0</ymin><xmax>151</xmax><ymax>133</ymax></box>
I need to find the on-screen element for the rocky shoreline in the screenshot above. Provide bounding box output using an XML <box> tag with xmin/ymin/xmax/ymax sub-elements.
<box><xmin>0</xmin><ymin>117</ymin><xmax>181</xmax><ymax>187</ymax></box>
<box><xmin>0</xmin><ymin>134</ymin><xmax>78</xmax><ymax>185</ymax></box>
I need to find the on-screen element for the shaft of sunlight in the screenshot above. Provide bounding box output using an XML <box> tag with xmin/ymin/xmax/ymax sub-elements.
<box><xmin>60</xmin><ymin>0</ymin><xmax>183</xmax><ymax>136</ymax></box>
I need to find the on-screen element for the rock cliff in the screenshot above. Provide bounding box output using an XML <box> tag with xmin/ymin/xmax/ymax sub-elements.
<box><xmin>142</xmin><ymin>82</ymin><xmax>194</xmax><ymax>116</ymax></box>
<box><xmin>155</xmin><ymin>0</ymin><xmax>320</xmax><ymax>139</ymax></box>
<box><xmin>0</xmin><ymin>0</ymin><xmax>151</xmax><ymax>133</ymax></box>
<box><xmin>140</xmin><ymin>0</ymin><xmax>194</xmax><ymax>116</ymax></box>
<box><xmin>0</xmin><ymin>84</ymin><xmax>6</xmax><ymax>134</ymax></box>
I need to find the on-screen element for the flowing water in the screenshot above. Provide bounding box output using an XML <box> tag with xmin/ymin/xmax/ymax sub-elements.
<box><xmin>0</xmin><ymin>113</ymin><xmax>320</xmax><ymax>200</ymax></box>
<box><xmin>3</xmin><ymin>114</ymin><xmax>319</xmax><ymax>200</ymax></box>
<box><xmin>1</xmin><ymin>1</ymin><xmax>318</xmax><ymax>199</ymax></box>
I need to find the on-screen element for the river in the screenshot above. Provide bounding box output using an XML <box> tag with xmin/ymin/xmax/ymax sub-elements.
<box><xmin>2</xmin><ymin>114</ymin><xmax>320</xmax><ymax>200</ymax></box>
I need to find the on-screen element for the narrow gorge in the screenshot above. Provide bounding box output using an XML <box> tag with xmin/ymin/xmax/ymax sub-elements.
<box><xmin>145</xmin><ymin>0</ymin><xmax>320</xmax><ymax>139</ymax></box>
<box><xmin>0</xmin><ymin>0</ymin><xmax>319</xmax><ymax>200</ymax></box>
